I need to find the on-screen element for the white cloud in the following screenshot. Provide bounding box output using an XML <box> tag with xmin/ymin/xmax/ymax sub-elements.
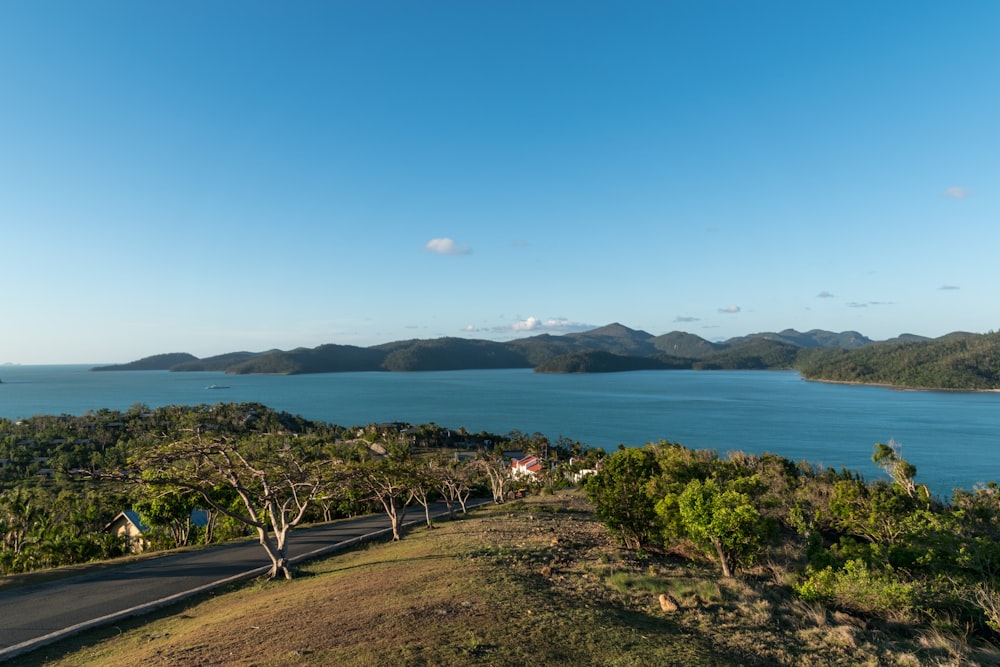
<box><xmin>423</xmin><ymin>237</ymin><xmax>471</xmax><ymax>255</ymax></box>
<box><xmin>944</xmin><ymin>186</ymin><xmax>971</xmax><ymax>200</ymax></box>
<box><xmin>512</xmin><ymin>316</ymin><xmax>542</xmax><ymax>331</ymax></box>
<box><xmin>718</xmin><ymin>305</ymin><xmax>741</xmax><ymax>314</ymax></box>
<box><xmin>509</xmin><ymin>317</ymin><xmax>592</xmax><ymax>333</ymax></box>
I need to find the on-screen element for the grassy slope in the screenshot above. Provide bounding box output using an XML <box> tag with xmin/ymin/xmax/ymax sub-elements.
<box><xmin>21</xmin><ymin>492</ymin><xmax>994</xmax><ymax>667</ymax></box>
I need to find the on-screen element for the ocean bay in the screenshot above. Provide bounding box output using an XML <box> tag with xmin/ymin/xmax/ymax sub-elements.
<box><xmin>1</xmin><ymin>365</ymin><xmax>997</xmax><ymax>497</ymax></box>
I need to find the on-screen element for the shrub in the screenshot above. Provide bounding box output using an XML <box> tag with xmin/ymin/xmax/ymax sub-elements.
<box><xmin>794</xmin><ymin>559</ymin><xmax>918</xmax><ymax>620</ymax></box>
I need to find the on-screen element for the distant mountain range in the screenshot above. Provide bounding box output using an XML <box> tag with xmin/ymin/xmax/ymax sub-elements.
<box><xmin>92</xmin><ymin>323</ymin><xmax>870</xmax><ymax>374</ymax></box>
<box><xmin>90</xmin><ymin>323</ymin><xmax>1000</xmax><ymax>390</ymax></box>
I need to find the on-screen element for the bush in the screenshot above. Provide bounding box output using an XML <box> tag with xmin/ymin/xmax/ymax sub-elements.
<box><xmin>795</xmin><ymin>559</ymin><xmax>919</xmax><ymax>620</ymax></box>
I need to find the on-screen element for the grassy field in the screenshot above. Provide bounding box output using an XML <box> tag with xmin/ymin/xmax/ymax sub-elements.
<box><xmin>18</xmin><ymin>491</ymin><xmax>998</xmax><ymax>666</ymax></box>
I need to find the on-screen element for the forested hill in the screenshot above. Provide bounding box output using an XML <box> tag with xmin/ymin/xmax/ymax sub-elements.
<box><xmin>796</xmin><ymin>331</ymin><xmax>1000</xmax><ymax>390</ymax></box>
<box><xmin>90</xmin><ymin>325</ymin><xmax>1000</xmax><ymax>390</ymax></box>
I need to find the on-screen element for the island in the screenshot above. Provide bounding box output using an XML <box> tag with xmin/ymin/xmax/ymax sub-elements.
<box><xmin>91</xmin><ymin>324</ymin><xmax>1000</xmax><ymax>391</ymax></box>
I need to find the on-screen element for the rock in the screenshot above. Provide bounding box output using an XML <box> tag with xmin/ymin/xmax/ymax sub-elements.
<box><xmin>658</xmin><ymin>593</ymin><xmax>680</xmax><ymax>613</ymax></box>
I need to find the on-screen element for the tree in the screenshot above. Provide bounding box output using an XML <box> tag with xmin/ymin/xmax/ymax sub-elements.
<box><xmin>433</xmin><ymin>455</ymin><xmax>474</xmax><ymax>517</ymax></box>
<box><xmin>129</xmin><ymin>432</ymin><xmax>343</xmax><ymax>580</ymax></box>
<box><xmin>407</xmin><ymin>459</ymin><xmax>439</xmax><ymax>529</ymax></box>
<box><xmin>671</xmin><ymin>477</ymin><xmax>768</xmax><ymax>577</ymax></box>
<box><xmin>134</xmin><ymin>491</ymin><xmax>200</xmax><ymax>548</ymax></box>
<box><xmin>585</xmin><ymin>446</ymin><xmax>660</xmax><ymax>550</ymax></box>
<box><xmin>347</xmin><ymin>449</ymin><xmax>414</xmax><ymax>541</ymax></box>
<box><xmin>473</xmin><ymin>447</ymin><xmax>512</xmax><ymax>504</ymax></box>
<box><xmin>872</xmin><ymin>440</ymin><xmax>926</xmax><ymax>499</ymax></box>
<box><xmin>0</xmin><ymin>487</ymin><xmax>37</xmax><ymax>558</ymax></box>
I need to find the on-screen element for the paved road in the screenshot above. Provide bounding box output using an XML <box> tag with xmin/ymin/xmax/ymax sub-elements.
<box><xmin>0</xmin><ymin>501</ymin><xmax>481</xmax><ymax>662</ymax></box>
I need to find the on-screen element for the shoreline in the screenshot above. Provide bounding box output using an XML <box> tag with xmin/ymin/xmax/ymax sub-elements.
<box><xmin>802</xmin><ymin>376</ymin><xmax>1000</xmax><ymax>394</ymax></box>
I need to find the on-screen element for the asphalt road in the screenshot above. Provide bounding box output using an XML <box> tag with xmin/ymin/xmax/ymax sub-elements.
<box><xmin>0</xmin><ymin>500</ymin><xmax>480</xmax><ymax>662</ymax></box>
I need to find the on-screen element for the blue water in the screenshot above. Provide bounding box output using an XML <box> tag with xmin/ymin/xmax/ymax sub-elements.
<box><xmin>1</xmin><ymin>365</ymin><xmax>998</xmax><ymax>496</ymax></box>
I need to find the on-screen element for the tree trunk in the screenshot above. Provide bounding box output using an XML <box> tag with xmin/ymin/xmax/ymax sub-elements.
<box><xmin>713</xmin><ymin>539</ymin><xmax>732</xmax><ymax>578</ymax></box>
<box><xmin>388</xmin><ymin>498</ymin><xmax>407</xmax><ymax>541</ymax></box>
<box><xmin>442</xmin><ymin>493</ymin><xmax>455</xmax><ymax>519</ymax></box>
<box><xmin>259</xmin><ymin>527</ymin><xmax>294</xmax><ymax>579</ymax></box>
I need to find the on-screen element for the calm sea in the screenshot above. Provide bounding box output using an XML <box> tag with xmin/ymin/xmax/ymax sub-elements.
<box><xmin>1</xmin><ymin>365</ymin><xmax>998</xmax><ymax>496</ymax></box>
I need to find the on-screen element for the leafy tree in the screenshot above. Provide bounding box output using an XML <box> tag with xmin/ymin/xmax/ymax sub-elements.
<box><xmin>0</xmin><ymin>487</ymin><xmax>37</xmax><ymax>558</ymax></box>
<box><xmin>134</xmin><ymin>491</ymin><xmax>200</xmax><ymax>548</ymax></box>
<box><xmin>585</xmin><ymin>446</ymin><xmax>660</xmax><ymax>550</ymax></box>
<box><xmin>872</xmin><ymin>440</ymin><xmax>926</xmax><ymax>499</ymax></box>
<box><xmin>669</xmin><ymin>477</ymin><xmax>769</xmax><ymax>577</ymax></box>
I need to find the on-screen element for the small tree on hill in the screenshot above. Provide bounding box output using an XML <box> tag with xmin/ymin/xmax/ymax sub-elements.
<box><xmin>585</xmin><ymin>447</ymin><xmax>660</xmax><ymax>550</ymax></box>
<box><xmin>872</xmin><ymin>440</ymin><xmax>927</xmax><ymax>500</ymax></box>
<box><xmin>473</xmin><ymin>447</ymin><xmax>512</xmax><ymax>504</ymax></box>
<box><xmin>670</xmin><ymin>477</ymin><xmax>769</xmax><ymax>578</ymax></box>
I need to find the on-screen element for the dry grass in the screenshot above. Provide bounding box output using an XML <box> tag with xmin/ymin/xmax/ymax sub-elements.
<box><xmin>17</xmin><ymin>490</ymin><xmax>1000</xmax><ymax>666</ymax></box>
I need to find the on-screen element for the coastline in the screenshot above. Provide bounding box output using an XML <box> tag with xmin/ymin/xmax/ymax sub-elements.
<box><xmin>802</xmin><ymin>376</ymin><xmax>1000</xmax><ymax>394</ymax></box>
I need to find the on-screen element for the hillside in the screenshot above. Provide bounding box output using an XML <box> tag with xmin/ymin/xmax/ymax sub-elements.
<box><xmin>21</xmin><ymin>492</ymin><xmax>973</xmax><ymax>667</ymax></box>
<box><xmin>535</xmin><ymin>350</ymin><xmax>690</xmax><ymax>373</ymax></box>
<box><xmin>91</xmin><ymin>353</ymin><xmax>198</xmax><ymax>371</ymax></box>
<box><xmin>797</xmin><ymin>331</ymin><xmax>1000</xmax><ymax>390</ymax></box>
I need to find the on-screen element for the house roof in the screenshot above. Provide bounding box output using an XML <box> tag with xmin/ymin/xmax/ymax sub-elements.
<box><xmin>104</xmin><ymin>510</ymin><xmax>149</xmax><ymax>533</ymax></box>
<box><xmin>103</xmin><ymin>509</ymin><xmax>209</xmax><ymax>533</ymax></box>
<box><xmin>511</xmin><ymin>455</ymin><xmax>543</xmax><ymax>473</ymax></box>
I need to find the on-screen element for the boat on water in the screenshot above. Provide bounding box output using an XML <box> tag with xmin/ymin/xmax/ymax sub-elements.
<box><xmin>206</xmin><ymin>384</ymin><xmax>230</xmax><ymax>389</ymax></box>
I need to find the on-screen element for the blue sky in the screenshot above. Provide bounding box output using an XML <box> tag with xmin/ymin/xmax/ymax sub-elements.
<box><xmin>2</xmin><ymin>1</ymin><xmax>998</xmax><ymax>364</ymax></box>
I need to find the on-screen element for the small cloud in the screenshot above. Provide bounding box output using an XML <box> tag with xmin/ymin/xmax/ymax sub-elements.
<box><xmin>508</xmin><ymin>317</ymin><xmax>592</xmax><ymax>333</ymax></box>
<box><xmin>674</xmin><ymin>316</ymin><xmax>700</xmax><ymax>323</ymax></box>
<box><xmin>718</xmin><ymin>305</ymin><xmax>741</xmax><ymax>314</ymax></box>
<box><xmin>462</xmin><ymin>324</ymin><xmax>476</xmax><ymax>332</ymax></box>
<box><xmin>944</xmin><ymin>186</ymin><xmax>971</xmax><ymax>200</ymax></box>
<box><xmin>817</xmin><ymin>291</ymin><xmax>835</xmax><ymax>299</ymax></box>
<box><xmin>512</xmin><ymin>316</ymin><xmax>542</xmax><ymax>331</ymax></box>
<box><xmin>848</xmin><ymin>301</ymin><xmax>894</xmax><ymax>308</ymax></box>
<box><xmin>938</xmin><ymin>285</ymin><xmax>960</xmax><ymax>291</ymax></box>
<box><xmin>513</xmin><ymin>239</ymin><xmax>531</xmax><ymax>248</ymax></box>
<box><xmin>423</xmin><ymin>237</ymin><xmax>471</xmax><ymax>255</ymax></box>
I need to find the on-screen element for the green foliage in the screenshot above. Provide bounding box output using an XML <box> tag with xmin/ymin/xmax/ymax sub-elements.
<box><xmin>794</xmin><ymin>559</ymin><xmax>919</xmax><ymax>620</ymax></box>
<box><xmin>91</xmin><ymin>352</ymin><xmax>198</xmax><ymax>371</ymax></box>
<box><xmin>535</xmin><ymin>350</ymin><xmax>688</xmax><ymax>373</ymax></box>
<box><xmin>381</xmin><ymin>338</ymin><xmax>530</xmax><ymax>371</ymax></box>
<box><xmin>797</xmin><ymin>331</ymin><xmax>1000</xmax><ymax>389</ymax></box>
<box><xmin>585</xmin><ymin>447</ymin><xmax>660</xmax><ymax>550</ymax></box>
<box><xmin>692</xmin><ymin>338</ymin><xmax>800</xmax><ymax>370</ymax></box>
<box><xmin>666</xmin><ymin>477</ymin><xmax>770</xmax><ymax>577</ymax></box>
<box><xmin>226</xmin><ymin>344</ymin><xmax>387</xmax><ymax>374</ymax></box>
<box><xmin>582</xmin><ymin>440</ymin><xmax>1000</xmax><ymax>637</ymax></box>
